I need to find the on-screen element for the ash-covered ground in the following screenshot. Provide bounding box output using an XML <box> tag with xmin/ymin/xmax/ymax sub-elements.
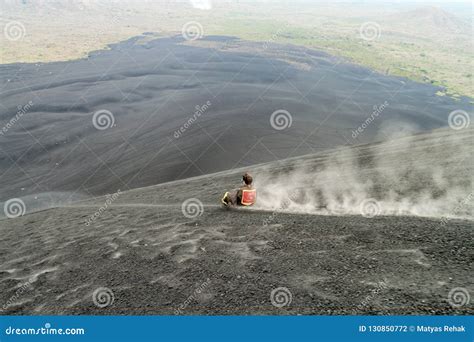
<box><xmin>1</xmin><ymin>35</ymin><xmax>471</xmax><ymax>200</ymax></box>
<box><xmin>0</xmin><ymin>128</ymin><xmax>472</xmax><ymax>315</ymax></box>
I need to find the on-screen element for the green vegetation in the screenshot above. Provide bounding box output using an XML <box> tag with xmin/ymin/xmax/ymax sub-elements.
<box><xmin>1</xmin><ymin>1</ymin><xmax>472</xmax><ymax>98</ymax></box>
<box><xmin>208</xmin><ymin>15</ymin><xmax>471</xmax><ymax>98</ymax></box>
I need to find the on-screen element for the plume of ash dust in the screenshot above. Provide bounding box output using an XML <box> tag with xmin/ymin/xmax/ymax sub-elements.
<box><xmin>190</xmin><ymin>0</ymin><xmax>212</xmax><ymax>10</ymax></box>
<box><xmin>253</xmin><ymin>128</ymin><xmax>473</xmax><ymax>219</ymax></box>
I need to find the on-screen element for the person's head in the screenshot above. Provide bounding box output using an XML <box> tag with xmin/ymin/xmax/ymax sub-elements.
<box><xmin>242</xmin><ymin>172</ymin><xmax>253</xmax><ymax>185</ymax></box>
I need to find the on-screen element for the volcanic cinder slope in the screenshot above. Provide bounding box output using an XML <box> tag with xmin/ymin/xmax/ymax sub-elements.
<box><xmin>0</xmin><ymin>35</ymin><xmax>471</xmax><ymax>202</ymax></box>
<box><xmin>0</xmin><ymin>128</ymin><xmax>472</xmax><ymax>315</ymax></box>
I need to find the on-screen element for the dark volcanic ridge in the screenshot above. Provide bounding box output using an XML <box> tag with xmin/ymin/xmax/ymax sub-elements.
<box><xmin>1</xmin><ymin>35</ymin><xmax>471</xmax><ymax>201</ymax></box>
<box><xmin>0</xmin><ymin>128</ymin><xmax>472</xmax><ymax>315</ymax></box>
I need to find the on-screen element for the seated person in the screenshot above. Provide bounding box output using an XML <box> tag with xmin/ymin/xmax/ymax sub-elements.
<box><xmin>221</xmin><ymin>172</ymin><xmax>256</xmax><ymax>206</ymax></box>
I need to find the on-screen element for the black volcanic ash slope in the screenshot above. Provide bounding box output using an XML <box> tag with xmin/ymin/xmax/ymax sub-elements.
<box><xmin>0</xmin><ymin>129</ymin><xmax>472</xmax><ymax>315</ymax></box>
<box><xmin>0</xmin><ymin>35</ymin><xmax>471</xmax><ymax>201</ymax></box>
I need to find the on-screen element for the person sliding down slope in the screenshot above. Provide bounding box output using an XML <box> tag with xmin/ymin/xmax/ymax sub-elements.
<box><xmin>221</xmin><ymin>172</ymin><xmax>256</xmax><ymax>207</ymax></box>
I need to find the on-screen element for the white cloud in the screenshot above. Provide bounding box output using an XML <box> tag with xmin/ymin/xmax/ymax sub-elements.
<box><xmin>190</xmin><ymin>0</ymin><xmax>212</xmax><ymax>10</ymax></box>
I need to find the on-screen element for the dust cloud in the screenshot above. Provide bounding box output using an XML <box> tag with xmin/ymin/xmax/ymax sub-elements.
<box><xmin>255</xmin><ymin>128</ymin><xmax>473</xmax><ymax>220</ymax></box>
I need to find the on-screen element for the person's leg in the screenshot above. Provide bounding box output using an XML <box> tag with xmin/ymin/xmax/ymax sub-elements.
<box><xmin>222</xmin><ymin>191</ymin><xmax>238</xmax><ymax>205</ymax></box>
<box><xmin>228</xmin><ymin>191</ymin><xmax>238</xmax><ymax>205</ymax></box>
<box><xmin>221</xmin><ymin>192</ymin><xmax>231</xmax><ymax>205</ymax></box>
<box><xmin>236</xmin><ymin>189</ymin><xmax>243</xmax><ymax>205</ymax></box>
